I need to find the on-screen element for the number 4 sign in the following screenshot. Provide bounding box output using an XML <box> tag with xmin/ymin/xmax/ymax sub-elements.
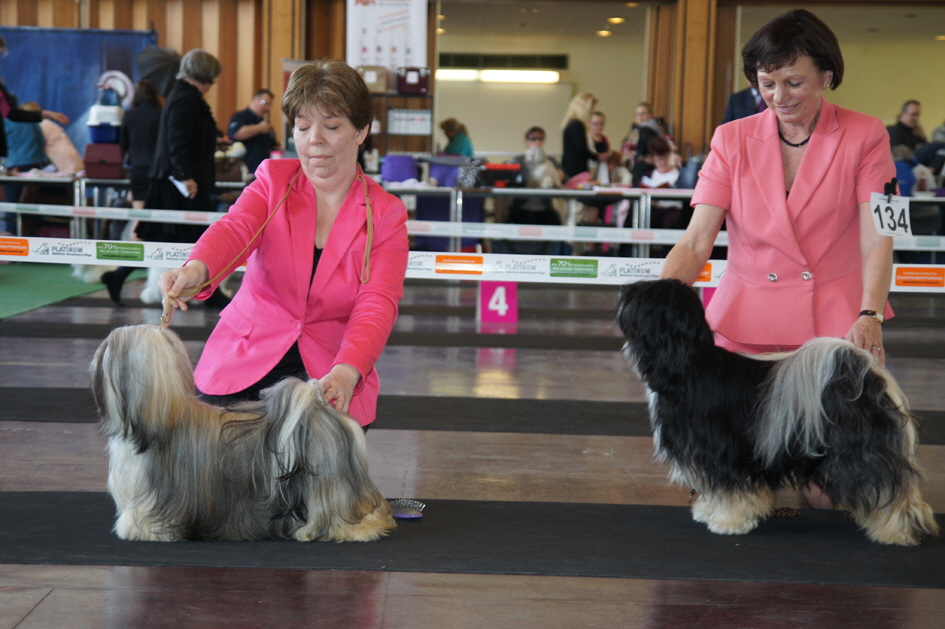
<box><xmin>478</xmin><ymin>281</ymin><xmax>518</xmax><ymax>325</ymax></box>
<box><xmin>870</xmin><ymin>191</ymin><xmax>913</xmax><ymax>238</ymax></box>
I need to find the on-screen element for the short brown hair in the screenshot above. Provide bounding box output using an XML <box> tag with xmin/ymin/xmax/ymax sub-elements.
<box><xmin>281</xmin><ymin>59</ymin><xmax>373</xmax><ymax>131</ymax></box>
<box><xmin>647</xmin><ymin>135</ymin><xmax>671</xmax><ymax>157</ymax></box>
<box><xmin>741</xmin><ymin>9</ymin><xmax>843</xmax><ymax>90</ymax></box>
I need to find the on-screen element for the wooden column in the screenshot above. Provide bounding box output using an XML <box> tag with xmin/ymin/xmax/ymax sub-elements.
<box><xmin>672</xmin><ymin>0</ymin><xmax>718</xmax><ymax>155</ymax></box>
<box><xmin>262</xmin><ymin>0</ymin><xmax>304</xmax><ymax>136</ymax></box>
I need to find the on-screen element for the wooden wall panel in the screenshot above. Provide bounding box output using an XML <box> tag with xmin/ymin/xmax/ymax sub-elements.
<box><xmin>646</xmin><ymin>4</ymin><xmax>676</xmax><ymax>137</ymax></box>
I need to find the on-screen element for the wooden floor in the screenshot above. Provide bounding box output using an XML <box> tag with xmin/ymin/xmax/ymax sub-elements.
<box><xmin>1</xmin><ymin>273</ymin><xmax>944</xmax><ymax>628</ymax></box>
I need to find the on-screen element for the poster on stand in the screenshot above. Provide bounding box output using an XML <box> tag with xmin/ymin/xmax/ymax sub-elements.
<box><xmin>345</xmin><ymin>0</ymin><xmax>428</xmax><ymax>72</ymax></box>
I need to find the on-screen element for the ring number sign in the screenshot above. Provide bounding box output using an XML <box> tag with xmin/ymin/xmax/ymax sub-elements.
<box><xmin>870</xmin><ymin>191</ymin><xmax>913</xmax><ymax>238</ymax></box>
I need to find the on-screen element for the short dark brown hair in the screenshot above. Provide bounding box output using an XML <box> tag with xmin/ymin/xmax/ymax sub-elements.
<box><xmin>741</xmin><ymin>9</ymin><xmax>843</xmax><ymax>90</ymax></box>
<box><xmin>132</xmin><ymin>80</ymin><xmax>161</xmax><ymax>108</ymax></box>
<box><xmin>281</xmin><ymin>59</ymin><xmax>373</xmax><ymax>131</ymax></box>
<box><xmin>647</xmin><ymin>135</ymin><xmax>671</xmax><ymax>157</ymax></box>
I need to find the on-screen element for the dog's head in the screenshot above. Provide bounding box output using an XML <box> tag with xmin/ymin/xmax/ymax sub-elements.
<box><xmin>523</xmin><ymin>145</ymin><xmax>561</xmax><ymax>189</ymax></box>
<box><xmin>90</xmin><ymin>324</ymin><xmax>196</xmax><ymax>450</ymax></box>
<box><xmin>616</xmin><ymin>279</ymin><xmax>715</xmax><ymax>363</ymax></box>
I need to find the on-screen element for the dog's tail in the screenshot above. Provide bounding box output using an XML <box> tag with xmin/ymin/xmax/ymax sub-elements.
<box><xmin>754</xmin><ymin>338</ymin><xmax>930</xmax><ymax>515</ymax></box>
<box><xmin>754</xmin><ymin>337</ymin><xmax>913</xmax><ymax>468</ymax></box>
<box><xmin>259</xmin><ymin>379</ymin><xmax>393</xmax><ymax>541</ymax></box>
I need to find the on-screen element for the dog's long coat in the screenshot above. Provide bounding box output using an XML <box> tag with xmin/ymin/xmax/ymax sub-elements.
<box><xmin>90</xmin><ymin>324</ymin><xmax>394</xmax><ymax>542</ymax></box>
<box><xmin>616</xmin><ymin>279</ymin><xmax>938</xmax><ymax>545</ymax></box>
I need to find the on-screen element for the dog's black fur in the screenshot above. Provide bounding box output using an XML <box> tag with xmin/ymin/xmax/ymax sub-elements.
<box><xmin>616</xmin><ymin>279</ymin><xmax>938</xmax><ymax>544</ymax></box>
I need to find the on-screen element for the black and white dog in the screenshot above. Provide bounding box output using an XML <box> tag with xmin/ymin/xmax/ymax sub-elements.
<box><xmin>90</xmin><ymin>324</ymin><xmax>395</xmax><ymax>542</ymax></box>
<box><xmin>616</xmin><ymin>279</ymin><xmax>938</xmax><ymax>545</ymax></box>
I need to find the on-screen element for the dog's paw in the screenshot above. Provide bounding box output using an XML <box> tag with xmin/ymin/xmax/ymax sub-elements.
<box><xmin>704</xmin><ymin>517</ymin><xmax>760</xmax><ymax>536</ymax></box>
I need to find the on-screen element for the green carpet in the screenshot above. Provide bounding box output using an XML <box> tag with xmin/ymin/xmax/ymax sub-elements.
<box><xmin>0</xmin><ymin>263</ymin><xmax>144</xmax><ymax>319</ymax></box>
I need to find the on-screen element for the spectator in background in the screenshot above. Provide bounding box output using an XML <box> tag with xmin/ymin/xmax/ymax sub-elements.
<box><xmin>439</xmin><ymin>117</ymin><xmax>474</xmax><ymax>157</ymax></box>
<box><xmin>0</xmin><ymin>34</ymin><xmax>69</xmax><ymax>234</ymax></box>
<box><xmin>887</xmin><ymin>100</ymin><xmax>926</xmax><ymax>150</ymax></box>
<box><xmin>589</xmin><ymin>110</ymin><xmax>613</xmax><ymax>183</ymax></box>
<box><xmin>722</xmin><ymin>85</ymin><xmax>766</xmax><ymax>124</ymax></box>
<box><xmin>621</xmin><ymin>102</ymin><xmax>667</xmax><ymax>165</ymax></box>
<box><xmin>560</xmin><ymin>92</ymin><xmax>598</xmax><ymax>181</ymax></box>
<box><xmin>3</xmin><ymin>102</ymin><xmax>49</xmax><ymax>220</ymax></box>
<box><xmin>891</xmin><ymin>144</ymin><xmax>941</xmax><ymax>265</ymax></box>
<box><xmin>139</xmin><ymin>48</ymin><xmax>229</xmax><ymax>309</ymax></box>
<box><xmin>933</xmin><ymin>121</ymin><xmax>945</xmax><ymax>144</ymax></box>
<box><xmin>227</xmin><ymin>88</ymin><xmax>279</xmax><ymax>175</ymax></box>
<box><xmin>101</xmin><ymin>80</ymin><xmax>164</xmax><ymax>306</ymax></box>
<box><xmin>121</xmin><ymin>80</ymin><xmax>163</xmax><ymax>211</ymax></box>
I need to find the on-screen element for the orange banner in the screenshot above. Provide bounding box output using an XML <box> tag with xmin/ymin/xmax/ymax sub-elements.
<box><xmin>0</xmin><ymin>238</ymin><xmax>29</xmax><ymax>256</ymax></box>
<box><xmin>435</xmin><ymin>255</ymin><xmax>484</xmax><ymax>275</ymax></box>
<box><xmin>895</xmin><ymin>267</ymin><xmax>945</xmax><ymax>288</ymax></box>
<box><xmin>696</xmin><ymin>263</ymin><xmax>712</xmax><ymax>283</ymax></box>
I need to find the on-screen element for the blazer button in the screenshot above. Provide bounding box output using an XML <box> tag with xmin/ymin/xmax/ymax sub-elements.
<box><xmin>767</xmin><ymin>273</ymin><xmax>778</xmax><ymax>282</ymax></box>
<box><xmin>801</xmin><ymin>271</ymin><xmax>812</xmax><ymax>281</ymax></box>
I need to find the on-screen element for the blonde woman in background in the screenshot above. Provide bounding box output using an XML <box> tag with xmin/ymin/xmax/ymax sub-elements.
<box><xmin>560</xmin><ymin>92</ymin><xmax>598</xmax><ymax>181</ymax></box>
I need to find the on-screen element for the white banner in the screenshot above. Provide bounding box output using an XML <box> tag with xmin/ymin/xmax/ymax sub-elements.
<box><xmin>5</xmin><ymin>236</ymin><xmax>945</xmax><ymax>292</ymax></box>
<box><xmin>346</xmin><ymin>0</ymin><xmax>427</xmax><ymax>71</ymax></box>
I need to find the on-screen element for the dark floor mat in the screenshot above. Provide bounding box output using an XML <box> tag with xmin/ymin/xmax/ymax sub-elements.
<box><xmin>0</xmin><ymin>492</ymin><xmax>942</xmax><ymax>588</ymax></box>
<box><xmin>4</xmin><ymin>388</ymin><xmax>945</xmax><ymax>445</ymax></box>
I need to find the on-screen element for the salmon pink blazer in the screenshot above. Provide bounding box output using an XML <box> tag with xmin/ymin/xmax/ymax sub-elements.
<box><xmin>692</xmin><ymin>100</ymin><xmax>895</xmax><ymax>346</ymax></box>
<box><xmin>188</xmin><ymin>159</ymin><xmax>408</xmax><ymax>425</ymax></box>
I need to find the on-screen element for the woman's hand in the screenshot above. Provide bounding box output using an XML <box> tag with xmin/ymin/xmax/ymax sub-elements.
<box><xmin>42</xmin><ymin>110</ymin><xmax>69</xmax><ymax>126</ymax></box>
<box><xmin>845</xmin><ymin>316</ymin><xmax>885</xmax><ymax>365</ymax></box>
<box><xmin>158</xmin><ymin>260</ymin><xmax>209</xmax><ymax>325</ymax></box>
<box><xmin>183</xmin><ymin>178</ymin><xmax>198</xmax><ymax>199</ymax></box>
<box><xmin>318</xmin><ymin>363</ymin><xmax>361</xmax><ymax>414</ymax></box>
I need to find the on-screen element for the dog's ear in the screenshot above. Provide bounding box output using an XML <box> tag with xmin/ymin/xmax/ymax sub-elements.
<box><xmin>91</xmin><ymin>326</ymin><xmax>196</xmax><ymax>452</ymax></box>
<box><xmin>617</xmin><ymin>279</ymin><xmax>714</xmax><ymax>348</ymax></box>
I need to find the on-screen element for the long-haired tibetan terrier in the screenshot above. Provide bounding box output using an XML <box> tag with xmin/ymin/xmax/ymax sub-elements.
<box><xmin>90</xmin><ymin>324</ymin><xmax>395</xmax><ymax>542</ymax></box>
<box><xmin>616</xmin><ymin>279</ymin><xmax>938</xmax><ymax>545</ymax></box>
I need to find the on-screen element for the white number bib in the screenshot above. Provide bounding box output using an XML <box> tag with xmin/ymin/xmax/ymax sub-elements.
<box><xmin>870</xmin><ymin>191</ymin><xmax>913</xmax><ymax>238</ymax></box>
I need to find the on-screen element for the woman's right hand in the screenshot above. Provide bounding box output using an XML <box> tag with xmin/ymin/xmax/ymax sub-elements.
<box><xmin>183</xmin><ymin>179</ymin><xmax>198</xmax><ymax>199</ymax></box>
<box><xmin>159</xmin><ymin>260</ymin><xmax>209</xmax><ymax>325</ymax></box>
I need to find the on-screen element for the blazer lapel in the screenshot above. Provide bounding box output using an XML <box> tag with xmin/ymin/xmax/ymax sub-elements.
<box><xmin>786</xmin><ymin>99</ymin><xmax>841</xmax><ymax>222</ymax></box>
<box><xmin>284</xmin><ymin>168</ymin><xmax>317</xmax><ymax>312</ymax></box>
<box><xmin>749</xmin><ymin>110</ymin><xmax>806</xmax><ymax>265</ymax></box>
<box><xmin>309</xmin><ymin>173</ymin><xmax>369</xmax><ymax>302</ymax></box>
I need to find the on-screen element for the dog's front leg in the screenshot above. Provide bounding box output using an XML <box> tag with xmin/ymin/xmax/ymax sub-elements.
<box><xmin>691</xmin><ymin>487</ymin><xmax>774</xmax><ymax>535</ymax></box>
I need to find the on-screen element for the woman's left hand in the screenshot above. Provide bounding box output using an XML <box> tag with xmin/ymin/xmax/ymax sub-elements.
<box><xmin>845</xmin><ymin>316</ymin><xmax>885</xmax><ymax>365</ymax></box>
<box><xmin>318</xmin><ymin>363</ymin><xmax>361</xmax><ymax>414</ymax></box>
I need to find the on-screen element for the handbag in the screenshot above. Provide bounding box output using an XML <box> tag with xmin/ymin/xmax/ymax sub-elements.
<box><xmin>215</xmin><ymin>156</ymin><xmax>246</xmax><ymax>183</ymax></box>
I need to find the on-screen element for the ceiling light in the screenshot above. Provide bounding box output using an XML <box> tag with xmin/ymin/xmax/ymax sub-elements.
<box><xmin>608</xmin><ymin>17</ymin><xmax>625</xmax><ymax>25</ymax></box>
<box><xmin>479</xmin><ymin>70</ymin><xmax>559</xmax><ymax>83</ymax></box>
<box><xmin>437</xmin><ymin>14</ymin><xmax>445</xmax><ymax>21</ymax></box>
<box><xmin>626</xmin><ymin>2</ymin><xmax>639</xmax><ymax>7</ymax></box>
<box><xmin>435</xmin><ymin>69</ymin><xmax>479</xmax><ymax>82</ymax></box>
<box><xmin>937</xmin><ymin>35</ymin><xmax>945</xmax><ymax>41</ymax></box>
<box><xmin>597</xmin><ymin>30</ymin><xmax>612</xmax><ymax>37</ymax></box>
<box><xmin>436</xmin><ymin>27</ymin><xmax>446</xmax><ymax>34</ymax></box>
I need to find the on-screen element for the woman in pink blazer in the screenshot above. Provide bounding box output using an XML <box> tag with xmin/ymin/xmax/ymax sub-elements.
<box><xmin>160</xmin><ymin>60</ymin><xmax>408</xmax><ymax>427</ymax></box>
<box><xmin>662</xmin><ymin>9</ymin><xmax>895</xmax><ymax>365</ymax></box>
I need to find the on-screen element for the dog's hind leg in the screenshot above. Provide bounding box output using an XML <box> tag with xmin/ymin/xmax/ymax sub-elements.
<box><xmin>691</xmin><ymin>486</ymin><xmax>774</xmax><ymax>535</ymax></box>
<box><xmin>852</xmin><ymin>482</ymin><xmax>939</xmax><ymax>546</ymax></box>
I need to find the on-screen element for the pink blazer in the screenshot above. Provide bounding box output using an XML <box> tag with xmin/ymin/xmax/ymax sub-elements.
<box><xmin>188</xmin><ymin>159</ymin><xmax>408</xmax><ymax>425</ymax></box>
<box><xmin>692</xmin><ymin>100</ymin><xmax>895</xmax><ymax>346</ymax></box>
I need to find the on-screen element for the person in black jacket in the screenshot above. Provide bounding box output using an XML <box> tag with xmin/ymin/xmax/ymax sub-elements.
<box><xmin>120</xmin><ymin>80</ymin><xmax>162</xmax><ymax>209</ymax></box>
<box><xmin>137</xmin><ymin>48</ymin><xmax>229</xmax><ymax>308</ymax></box>
<box><xmin>138</xmin><ymin>48</ymin><xmax>223</xmax><ymax>243</ymax></box>
<box><xmin>101</xmin><ymin>80</ymin><xmax>164</xmax><ymax>305</ymax></box>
